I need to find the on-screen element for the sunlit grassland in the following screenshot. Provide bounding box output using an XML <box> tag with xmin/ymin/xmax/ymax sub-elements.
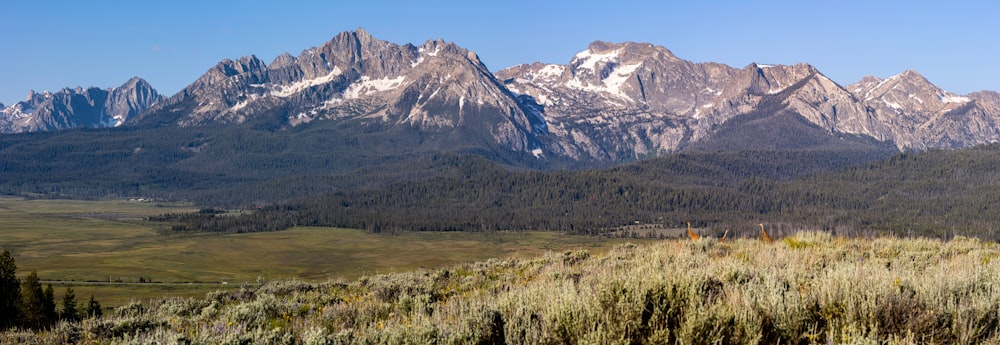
<box><xmin>22</xmin><ymin>227</ymin><xmax>630</xmax><ymax>284</ymax></box>
<box><xmin>0</xmin><ymin>197</ymin><xmax>636</xmax><ymax>308</ymax></box>
<box><xmin>9</xmin><ymin>231</ymin><xmax>1000</xmax><ymax>344</ymax></box>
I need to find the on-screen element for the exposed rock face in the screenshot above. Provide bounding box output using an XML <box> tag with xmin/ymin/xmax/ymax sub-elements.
<box><xmin>969</xmin><ymin>91</ymin><xmax>1000</xmax><ymax>115</ymax></box>
<box><xmin>496</xmin><ymin>43</ymin><xmax>882</xmax><ymax>160</ymax></box>
<box><xmin>108</xmin><ymin>77</ymin><xmax>162</xmax><ymax>124</ymax></box>
<box><xmin>499</xmin><ymin>41</ymin><xmax>999</xmax><ymax>159</ymax></box>
<box><xmin>498</xmin><ymin>42</ymin><xmax>743</xmax><ymax>160</ymax></box>
<box><xmin>845</xmin><ymin>71</ymin><xmax>1000</xmax><ymax>149</ymax></box>
<box><xmin>138</xmin><ymin>28</ymin><xmax>545</xmax><ymax>154</ymax></box>
<box><xmin>0</xmin><ymin>77</ymin><xmax>160</xmax><ymax>133</ymax></box>
<box><xmin>8</xmin><ymin>30</ymin><xmax>998</xmax><ymax>163</ymax></box>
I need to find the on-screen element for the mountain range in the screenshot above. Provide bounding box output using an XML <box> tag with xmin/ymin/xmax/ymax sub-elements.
<box><xmin>3</xmin><ymin>28</ymin><xmax>999</xmax><ymax>162</ymax></box>
<box><xmin>1</xmin><ymin>77</ymin><xmax>160</xmax><ymax>133</ymax></box>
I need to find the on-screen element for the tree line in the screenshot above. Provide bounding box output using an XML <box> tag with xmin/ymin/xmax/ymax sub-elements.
<box><xmin>147</xmin><ymin>144</ymin><xmax>1000</xmax><ymax>241</ymax></box>
<box><xmin>1</xmin><ymin>250</ymin><xmax>102</xmax><ymax>331</ymax></box>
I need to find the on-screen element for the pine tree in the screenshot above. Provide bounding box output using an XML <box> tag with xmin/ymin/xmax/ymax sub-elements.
<box><xmin>42</xmin><ymin>284</ymin><xmax>57</xmax><ymax>325</ymax></box>
<box><xmin>0</xmin><ymin>250</ymin><xmax>19</xmax><ymax>330</ymax></box>
<box><xmin>86</xmin><ymin>295</ymin><xmax>102</xmax><ymax>319</ymax></box>
<box><xmin>19</xmin><ymin>271</ymin><xmax>46</xmax><ymax>329</ymax></box>
<box><xmin>60</xmin><ymin>286</ymin><xmax>79</xmax><ymax>322</ymax></box>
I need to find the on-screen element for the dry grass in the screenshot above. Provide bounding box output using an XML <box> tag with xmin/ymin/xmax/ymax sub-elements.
<box><xmin>0</xmin><ymin>197</ymin><xmax>638</xmax><ymax>309</ymax></box>
<box><xmin>7</xmin><ymin>231</ymin><xmax>1000</xmax><ymax>344</ymax></box>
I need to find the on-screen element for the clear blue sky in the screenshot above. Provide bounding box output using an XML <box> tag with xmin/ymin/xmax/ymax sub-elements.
<box><xmin>1</xmin><ymin>0</ymin><xmax>997</xmax><ymax>105</ymax></box>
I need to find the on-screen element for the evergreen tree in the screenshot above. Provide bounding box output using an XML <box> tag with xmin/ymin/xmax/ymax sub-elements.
<box><xmin>19</xmin><ymin>271</ymin><xmax>47</xmax><ymax>329</ymax></box>
<box><xmin>60</xmin><ymin>286</ymin><xmax>79</xmax><ymax>322</ymax></box>
<box><xmin>42</xmin><ymin>284</ymin><xmax>57</xmax><ymax>325</ymax></box>
<box><xmin>0</xmin><ymin>250</ymin><xmax>19</xmax><ymax>330</ymax></box>
<box><xmin>86</xmin><ymin>295</ymin><xmax>102</xmax><ymax>319</ymax></box>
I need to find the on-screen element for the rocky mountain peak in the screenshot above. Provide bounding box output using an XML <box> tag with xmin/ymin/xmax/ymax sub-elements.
<box><xmin>419</xmin><ymin>38</ymin><xmax>447</xmax><ymax>52</ymax></box>
<box><xmin>416</xmin><ymin>39</ymin><xmax>473</xmax><ymax>62</ymax></box>
<box><xmin>899</xmin><ymin>69</ymin><xmax>923</xmax><ymax>78</ymax></box>
<box><xmin>570</xmin><ymin>42</ymin><xmax>624</xmax><ymax>71</ymax></box>
<box><xmin>353</xmin><ymin>26</ymin><xmax>373</xmax><ymax>41</ymax></box>
<box><xmin>215</xmin><ymin>56</ymin><xmax>267</xmax><ymax>80</ymax></box>
<box><xmin>858</xmin><ymin>75</ymin><xmax>881</xmax><ymax>83</ymax></box>
<box><xmin>107</xmin><ymin>77</ymin><xmax>161</xmax><ymax>123</ymax></box>
<box><xmin>969</xmin><ymin>90</ymin><xmax>1000</xmax><ymax>114</ymax></box>
<box><xmin>969</xmin><ymin>90</ymin><xmax>1000</xmax><ymax>103</ymax></box>
<box><xmin>185</xmin><ymin>55</ymin><xmax>269</xmax><ymax>95</ymax></box>
<box><xmin>501</xmin><ymin>39</ymin><xmax>999</xmax><ymax>159</ymax></box>
<box><xmin>849</xmin><ymin>69</ymin><xmax>970</xmax><ymax>115</ymax></box>
<box><xmin>317</xmin><ymin>28</ymin><xmax>407</xmax><ymax>75</ymax></box>
<box><xmin>742</xmin><ymin>62</ymin><xmax>820</xmax><ymax>96</ymax></box>
<box><xmin>890</xmin><ymin>70</ymin><xmax>938</xmax><ymax>91</ymax></box>
<box><xmin>328</xmin><ymin>27</ymin><xmax>376</xmax><ymax>51</ymax></box>
<box><xmin>269</xmin><ymin>52</ymin><xmax>296</xmax><ymax>69</ymax></box>
<box><xmin>120</xmin><ymin>76</ymin><xmax>153</xmax><ymax>91</ymax></box>
<box><xmin>23</xmin><ymin>89</ymin><xmax>55</xmax><ymax>103</ymax></box>
<box><xmin>7</xmin><ymin>31</ymin><xmax>999</xmax><ymax>163</ymax></box>
<box><xmin>849</xmin><ymin>75</ymin><xmax>883</xmax><ymax>94</ymax></box>
<box><xmin>130</xmin><ymin>31</ymin><xmax>993</xmax><ymax>160</ymax></box>
<box><xmin>585</xmin><ymin>40</ymin><xmax>615</xmax><ymax>52</ymax></box>
<box><xmin>1</xmin><ymin>78</ymin><xmax>161</xmax><ymax>133</ymax></box>
<box><xmin>129</xmin><ymin>29</ymin><xmax>544</xmax><ymax>155</ymax></box>
<box><xmin>465</xmin><ymin>50</ymin><xmax>482</xmax><ymax>65</ymax></box>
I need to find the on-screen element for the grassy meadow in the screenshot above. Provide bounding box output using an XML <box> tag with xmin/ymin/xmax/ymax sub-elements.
<box><xmin>8</xmin><ymin>196</ymin><xmax>1000</xmax><ymax>344</ymax></box>
<box><xmin>6</xmin><ymin>231</ymin><xmax>1000</xmax><ymax>344</ymax></box>
<box><xmin>0</xmin><ymin>197</ymin><xmax>636</xmax><ymax>307</ymax></box>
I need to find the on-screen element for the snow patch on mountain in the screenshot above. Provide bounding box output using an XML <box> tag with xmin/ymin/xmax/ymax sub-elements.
<box><xmin>565</xmin><ymin>63</ymin><xmax>642</xmax><ymax>101</ymax></box>
<box><xmin>4</xmin><ymin>104</ymin><xmax>34</xmax><ymax>118</ymax></box>
<box><xmin>425</xmin><ymin>87</ymin><xmax>443</xmax><ymax>102</ymax></box>
<box><xmin>536</xmin><ymin>65</ymin><xmax>565</xmax><ymax>80</ymax></box>
<box><xmin>572</xmin><ymin>48</ymin><xmax>623</xmax><ymax>71</ymax></box>
<box><xmin>532</xmin><ymin>148</ymin><xmax>544</xmax><ymax>158</ymax></box>
<box><xmin>272</xmin><ymin>66</ymin><xmax>343</xmax><ymax>97</ymax></box>
<box><xmin>420</xmin><ymin>45</ymin><xmax>443</xmax><ymax>57</ymax></box>
<box><xmin>343</xmin><ymin>76</ymin><xmax>407</xmax><ymax>99</ymax></box>
<box><xmin>97</xmin><ymin>109</ymin><xmax>125</xmax><ymax>128</ymax></box>
<box><xmin>603</xmin><ymin>63</ymin><xmax>642</xmax><ymax>95</ymax></box>
<box><xmin>940</xmin><ymin>93</ymin><xmax>970</xmax><ymax>103</ymax></box>
<box><xmin>230</xmin><ymin>94</ymin><xmax>262</xmax><ymax>112</ymax></box>
<box><xmin>411</xmin><ymin>57</ymin><xmax>424</xmax><ymax>68</ymax></box>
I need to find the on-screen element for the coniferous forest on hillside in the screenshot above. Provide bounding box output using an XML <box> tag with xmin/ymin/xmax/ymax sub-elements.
<box><xmin>150</xmin><ymin>145</ymin><xmax>1000</xmax><ymax>241</ymax></box>
<box><xmin>4</xmin><ymin>124</ymin><xmax>1000</xmax><ymax>240</ymax></box>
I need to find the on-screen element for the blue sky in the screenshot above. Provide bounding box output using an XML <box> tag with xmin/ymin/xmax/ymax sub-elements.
<box><xmin>1</xmin><ymin>0</ymin><xmax>997</xmax><ymax>105</ymax></box>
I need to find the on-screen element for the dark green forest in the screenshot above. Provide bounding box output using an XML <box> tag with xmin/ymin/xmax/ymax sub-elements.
<box><xmin>150</xmin><ymin>145</ymin><xmax>1000</xmax><ymax>241</ymax></box>
<box><xmin>4</xmin><ymin>121</ymin><xmax>1000</xmax><ymax>241</ymax></box>
<box><xmin>0</xmin><ymin>122</ymin><xmax>555</xmax><ymax>206</ymax></box>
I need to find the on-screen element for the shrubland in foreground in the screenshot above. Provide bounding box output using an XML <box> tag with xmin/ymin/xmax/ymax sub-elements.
<box><xmin>5</xmin><ymin>232</ymin><xmax>1000</xmax><ymax>344</ymax></box>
